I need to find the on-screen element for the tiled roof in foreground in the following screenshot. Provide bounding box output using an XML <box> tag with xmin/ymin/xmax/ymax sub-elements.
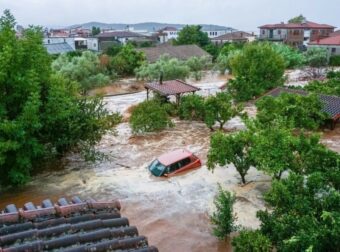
<box><xmin>265</xmin><ymin>87</ymin><xmax>340</xmax><ymax>120</ymax></box>
<box><xmin>0</xmin><ymin>197</ymin><xmax>158</xmax><ymax>252</ymax></box>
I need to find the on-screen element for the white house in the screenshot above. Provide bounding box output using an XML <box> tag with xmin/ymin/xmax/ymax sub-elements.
<box><xmin>203</xmin><ymin>27</ymin><xmax>234</xmax><ymax>38</ymax></box>
<box><xmin>43</xmin><ymin>37</ymin><xmax>99</xmax><ymax>52</ymax></box>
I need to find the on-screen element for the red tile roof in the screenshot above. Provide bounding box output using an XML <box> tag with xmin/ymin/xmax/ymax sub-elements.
<box><xmin>330</xmin><ymin>30</ymin><xmax>340</xmax><ymax>37</ymax></box>
<box><xmin>309</xmin><ymin>34</ymin><xmax>340</xmax><ymax>45</ymax></box>
<box><xmin>0</xmin><ymin>197</ymin><xmax>158</xmax><ymax>252</ymax></box>
<box><xmin>145</xmin><ymin>80</ymin><xmax>200</xmax><ymax>96</ymax></box>
<box><xmin>259</xmin><ymin>21</ymin><xmax>335</xmax><ymax>29</ymax></box>
<box><xmin>158</xmin><ymin>149</ymin><xmax>193</xmax><ymax>166</ymax></box>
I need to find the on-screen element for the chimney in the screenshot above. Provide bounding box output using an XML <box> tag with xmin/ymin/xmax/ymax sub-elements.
<box><xmin>159</xmin><ymin>71</ymin><xmax>163</xmax><ymax>85</ymax></box>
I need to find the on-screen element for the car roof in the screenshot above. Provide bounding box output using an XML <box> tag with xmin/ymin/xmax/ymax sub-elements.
<box><xmin>158</xmin><ymin>149</ymin><xmax>193</xmax><ymax>166</ymax></box>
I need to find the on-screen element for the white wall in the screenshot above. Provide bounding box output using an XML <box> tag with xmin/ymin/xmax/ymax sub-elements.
<box><xmin>86</xmin><ymin>38</ymin><xmax>99</xmax><ymax>51</ymax></box>
<box><xmin>308</xmin><ymin>44</ymin><xmax>340</xmax><ymax>56</ymax></box>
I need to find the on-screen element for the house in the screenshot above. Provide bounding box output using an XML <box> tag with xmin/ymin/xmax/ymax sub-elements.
<box><xmin>308</xmin><ymin>34</ymin><xmax>340</xmax><ymax>56</ymax></box>
<box><xmin>210</xmin><ymin>31</ymin><xmax>256</xmax><ymax>45</ymax></box>
<box><xmin>157</xmin><ymin>27</ymin><xmax>179</xmax><ymax>43</ymax></box>
<box><xmin>44</xmin><ymin>42</ymin><xmax>75</xmax><ymax>54</ymax></box>
<box><xmin>202</xmin><ymin>27</ymin><xmax>235</xmax><ymax>38</ymax></box>
<box><xmin>43</xmin><ymin>37</ymin><xmax>99</xmax><ymax>53</ymax></box>
<box><xmin>136</xmin><ymin>44</ymin><xmax>212</xmax><ymax>63</ymax></box>
<box><xmin>330</xmin><ymin>30</ymin><xmax>340</xmax><ymax>37</ymax></box>
<box><xmin>259</xmin><ymin>20</ymin><xmax>335</xmax><ymax>47</ymax></box>
<box><xmin>96</xmin><ymin>31</ymin><xmax>154</xmax><ymax>50</ymax></box>
<box><xmin>0</xmin><ymin>196</ymin><xmax>158</xmax><ymax>251</ymax></box>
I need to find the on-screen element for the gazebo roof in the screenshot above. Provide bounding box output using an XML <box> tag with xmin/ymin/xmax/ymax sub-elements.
<box><xmin>145</xmin><ymin>80</ymin><xmax>200</xmax><ymax>96</ymax></box>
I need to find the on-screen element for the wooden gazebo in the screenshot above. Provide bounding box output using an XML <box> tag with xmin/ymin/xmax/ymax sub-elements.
<box><xmin>145</xmin><ymin>79</ymin><xmax>200</xmax><ymax>105</ymax></box>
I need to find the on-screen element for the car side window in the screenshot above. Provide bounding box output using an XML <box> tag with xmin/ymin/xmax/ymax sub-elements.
<box><xmin>178</xmin><ymin>158</ymin><xmax>191</xmax><ymax>168</ymax></box>
<box><xmin>169</xmin><ymin>162</ymin><xmax>179</xmax><ymax>172</ymax></box>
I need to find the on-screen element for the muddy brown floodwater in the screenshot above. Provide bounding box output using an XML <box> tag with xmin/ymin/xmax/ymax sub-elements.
<box><xmin>0</xmin><ymin>72</ymin><xmax>339</xmax><ymax>252</ymax></box>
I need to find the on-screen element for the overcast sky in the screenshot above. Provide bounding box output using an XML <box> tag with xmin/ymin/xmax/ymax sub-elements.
<box><xmin>1</xmin><ymin>0</ymin><xmax>339</xmax><ymax>32</ymax></box>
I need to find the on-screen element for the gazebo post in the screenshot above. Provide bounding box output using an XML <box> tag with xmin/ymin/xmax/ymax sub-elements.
<box><xmin>146</xmin><ymin>88</ymin><xmax>149</xmax><ymax>100</ymax></box>
<box><xmin>176</xmin><ymin>94</ymin><xmax>181</xmax><ymax>106</ymax></box>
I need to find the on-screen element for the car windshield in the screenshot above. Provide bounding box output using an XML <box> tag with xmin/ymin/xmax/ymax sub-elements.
<box><xmin>148</xmin><ymin>159</ymin><xmax>167</xmax><ymax>177</ymax></box>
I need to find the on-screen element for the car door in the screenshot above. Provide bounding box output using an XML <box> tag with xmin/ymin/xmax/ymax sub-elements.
<box><xmin>172</xmin><ymin>158</ymin><xmax>192</xmax><ymax>174</ymax></box>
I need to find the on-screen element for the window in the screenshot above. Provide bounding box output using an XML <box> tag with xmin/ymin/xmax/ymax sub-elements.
<box><xmin>331</xmin><ymin>48</ymin><xmax>336</xmax><ymax>53</ymax></box>
<box><xmin>47</xmin><ymin>39</ymin><xmax>50</xmax><ymax>44</ymax></box>
<box><xmin>93</xmin><ymin>43</ymin><xmax>96</xmax><ymax>48</ymax></box>
<box><xmin>178</xmin><ymin>158</ymin><xmax>191</xmax><ymax>168</ymax></box>
<box><xmin>293</xmin><ymin>30</ymin><xmax>300</xmax><ymax>35</ymax></box>
<box><xmin>169</xmin><ymin>162</ymin><xmax>179</xmax><ymax>173</ymax></box>
<box><xmin>262</xmin><ymin>29</ymin><xmax>265</xmax><ymax>35</ymax></box>
<box><xmin>278</xmin><ymin>30</ymin><xmax>281</xmax><ymax>35</ymax></box>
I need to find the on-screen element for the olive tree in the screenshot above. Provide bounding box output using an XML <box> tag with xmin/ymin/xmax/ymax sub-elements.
<box><xmin>204</xmin><ymin>92</ymin><xmax>241</xmax><ymax>130</ymax></box>
<box><xmin>178</xmin><ymin>94</ymin><xmax>205</xmax><ymax>121</ymax></box>
<box><xmin>208</xmin><ymin>130</ymin><xmax>254</xmax><ymax>184</ymax></box>
<box><xmin>232</xmin><ymin>230</ymin><xmax>272</xmax><ymax>252</ymax></box>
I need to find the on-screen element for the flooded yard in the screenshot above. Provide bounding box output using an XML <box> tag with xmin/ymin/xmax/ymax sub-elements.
<box><xmin>0</xmin><ymin>72</ymin><xmax>339</xmax><ymax>252</ymax></box>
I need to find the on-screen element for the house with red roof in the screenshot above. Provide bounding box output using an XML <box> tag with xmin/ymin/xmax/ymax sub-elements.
<box><xmin>308</xmin><ymin>34</ymin><xmax>340</xmax><ymax>56</ymax></box>
<box><xmin>259</xmin><ymin>20</ymin><xmax>335</xmax><ymax>48</ymax></box>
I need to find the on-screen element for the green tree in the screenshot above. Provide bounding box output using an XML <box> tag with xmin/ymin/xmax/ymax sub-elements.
<box><xmin>111</xmin><ymin>44</ymin><xmax>145</xmax><ymax>76</ymax></box>
<box><xmin>91</xmin><ymin>26</ymin><xmax>101</xmax><ymax>36</ymax></box>
<box><xmin>130</xmin><ymin>100</ymin><xmax>173</xmax><ymax>133</ymax></box>
<box><xmin>186</xmin><ymin>56</ymin><xmax>211</xmax><ymax>80</ymax></box>
<box><xmin>175</xmin><ymin>25</ymin><xmax>210</xmax><ymax>47</ymax></box>
<box><xmin>232</xmin><ymin>230</ymin><xmax>272</xmax><ymax>252</ymax></box>
<box><xmin>288</xmin><ymin>14</ymin><xmax>306</xmax><ymax>24</ymax></box>
<box><xmin>0</xmin><ymin>10</ymin><xmax>116</xmax><ymax>186</ymax></box>
<box><xmin>104</xmin><ymin>44</ymin><xmax>122</xmax><ymax>57</ymax></box>
<box><xmin>304</xmin><ymin>47</ymin><xmax>328</xmax><ymax>68</ymax></box>
<box><xmin>208</xmin><ymin>130</ymin><xmax>254</xmax><ymax>184</ymax></box>
<box><xmin>256</xmin><ymin>93</ymin><xmax>328</xmax><ymax>130</ymax></box>
<box><xmin>203</xmin><ymin>43</ymin><xmax>220</xmax><ymax>60</ymax></box>
<box><xmin>135</xmin><ymin>55</ymin><xmax>190</xmax><ymax>81</ymax></box>
<box><xmin>229</xmin><ymin>43</ymin><xmax>285</xmax><ymax>101</ymax></box>
<box><xmin>178</xmin><ymin>94</ymin><xmax>205</xmax><ymax>121</ymax></box>
<box><xmin>257</xmin><ymin>172</ymin><xmax>340</xmax><ymax>252</ymax></box>
<box><xmin>271</xmin><ymin>43</ymin><xmax>305</xmax><ymax>69</ymax></box>
<box><xmin>204</xmin><ymin>92</ymin><xmax>242</xmax><ymax>130</ymax></box>
<box><xmin>210</xmin><ymin>184</ymin><xmax>238</xmax><ymax>239</ymax></box>
<box><xmin>52</xmin><ymin>51</ymin><xmax>112</xmax><ymax>94</ymax></box>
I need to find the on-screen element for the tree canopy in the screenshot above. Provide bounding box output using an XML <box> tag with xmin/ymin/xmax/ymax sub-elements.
<box><xmin>228</xmin><ymin>43</ymin><xmax>285</xmax><ymax>101</ymax></box>
<box><xmin>288</xmin><ymin>14</ymin><xmax>306</xmax><ymax>24</ymax></box>
<box><xmin>174</xmin><ymin>25</ymin><xmax>210</xmax><ymax>48</ymax></box>
<box><xmin>0</xmin><ymin>10</ymin><xmax>117</xmax><ymax>186</ymax></box>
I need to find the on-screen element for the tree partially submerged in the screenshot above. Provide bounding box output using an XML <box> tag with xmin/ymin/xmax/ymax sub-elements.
<box><xmin>204</xmin><ymin>92</ymin><xmax>242</xmax><ymax>130</ymax></box>
<box><xmin>0</xmin><ymin>10</ymin><xmax>118</xmax><ymax>186</ymax></box>
<box><xmin>130</xmin><ymin>100</ymin><xmax>173</xmax><ymax>133</ymax></box>
<box><xmin>232</xmin><ymin>230</ymin><xmax>272</xmax><ymax>252</ymax></box>
<box><xmin>210</xmin><ymin>184</ymin><xmax>238</xmax><ymax>239</ymax></box>
<box><xmin>208</xmin><ymin>130</ymin><xmax>254</xmax><ymax>184</ymax></box>
<box><xmin>178</xmin><ymin>94</ymin><xmax>205</xmax><ymax>121</ymax></box>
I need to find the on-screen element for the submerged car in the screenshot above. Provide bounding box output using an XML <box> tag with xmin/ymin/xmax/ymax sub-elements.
<box><xmin>148</xmin><ymin>149</ymin><xmax>202</xmax><ymax>177</ymax></box>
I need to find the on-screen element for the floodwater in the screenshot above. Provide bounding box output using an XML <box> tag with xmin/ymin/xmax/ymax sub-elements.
<box><xmin>0</xmin><ymin>72</ymin><xmax>339</xmax><ymax>252</ymax></box>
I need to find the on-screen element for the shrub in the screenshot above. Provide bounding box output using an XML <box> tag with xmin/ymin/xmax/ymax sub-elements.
<box><xmin>135</xmin><ymin>55</ymin><xmax>190</xmax><ymax>81</ymax></box>
<box><xmin>232</xmin><ymin>230</ymin><xmax>271</xmax><ymax>252</ymax></box>
<box><xmin>329</xmin><ymin>55</ymin><xmax>340</xmax><ymax>66</ymax></box>
<box><xmin>229</xmin><ymin>43</ymin><xmax>285</xmax><ymax>101</ymax></box>
<box><xmin>178</xmin><ymin>94</ymin><xmax>205</xmax><ymax>121</ymax></box>
<box><xmin>210</xmin><ymin>184</ymin><xmax>238</xmax><ymax>239</ymax></box>
<box><xmin>130</xmin><ymin>100</ymin><xmax>173</xmax><ymax>133</ymax></box>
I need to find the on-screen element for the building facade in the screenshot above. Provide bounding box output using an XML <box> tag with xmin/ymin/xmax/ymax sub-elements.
<box><xmin>308</xmin><ymin>34</ymin><xmax>340</xmax><ymax>56</ymax></box>
<box><xmin>259</xmin><ymin>21</ymin><xmax>335</xmax><ymax>47</ymax></box>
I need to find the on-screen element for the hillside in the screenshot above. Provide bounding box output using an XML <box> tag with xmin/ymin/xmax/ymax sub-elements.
<box><xmin>67</xmin><ymin>21</ymin><xmax>235</xmax><ymax>32</ymax></box>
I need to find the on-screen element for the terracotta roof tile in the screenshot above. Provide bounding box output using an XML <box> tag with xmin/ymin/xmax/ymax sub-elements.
<box><xmin>259</xmin><ymin>21</ymin><xmax>335</xmax><ymax>29</ymax></box>
<box><xmin>0</xmin><ymin>197</ymin><xmax>158</xmax><ymax>252</ymax></box>
<box><xmin>309</xmin><ymin>34</ymin><xmax>340</xmax><ymax>45</ymax></box>
<box><xmin>145</xmin><ymin>80</ymin><xmax>200</xmax><ymax>96</ymax></box>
